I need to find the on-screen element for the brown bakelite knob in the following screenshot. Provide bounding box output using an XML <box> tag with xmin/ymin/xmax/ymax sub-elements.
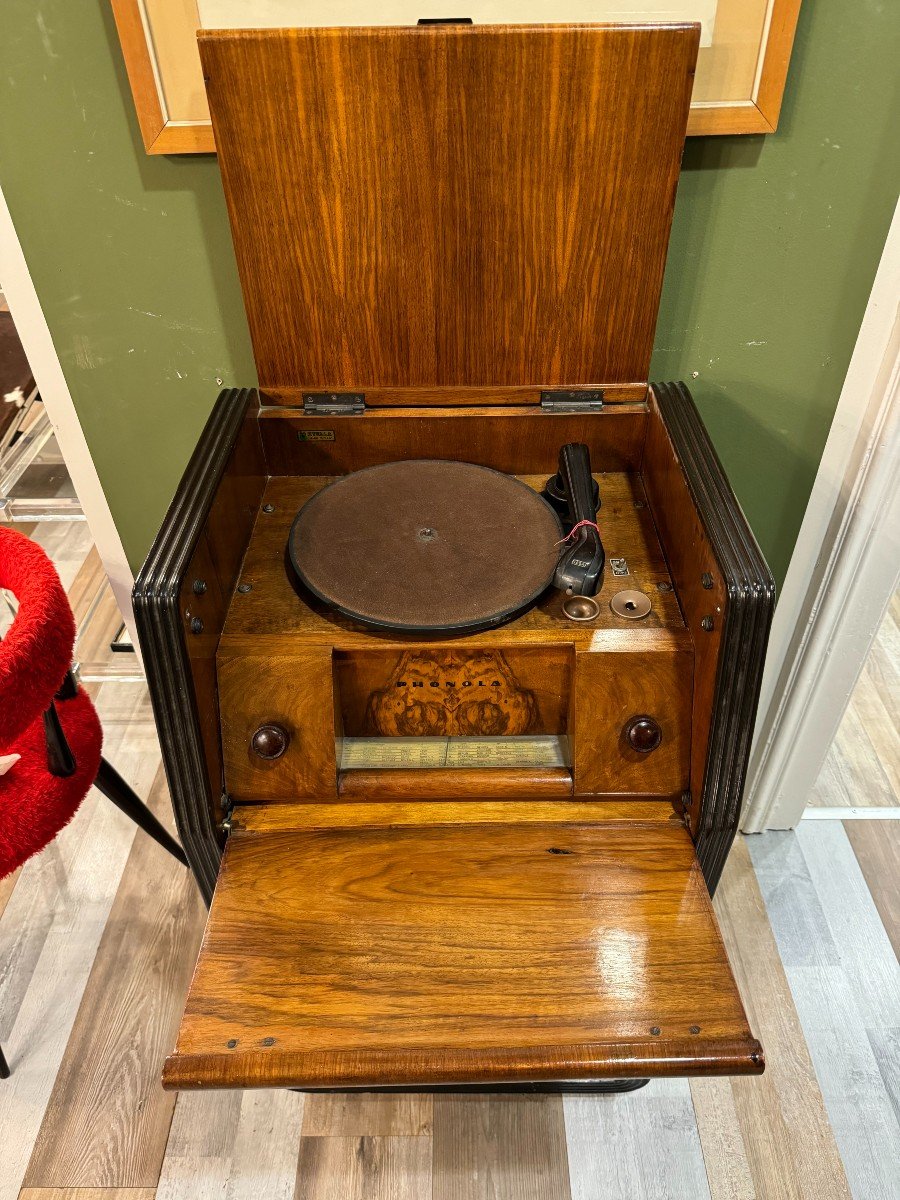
<box><xmin>624</xmin><ymin>715</ymin><xmax>662</xmax><ymax>754</ymax></box>
<box><xmin>251</xmin><ymin>724</ymin><xmax>289</xmax><ymax>760</ymax></box>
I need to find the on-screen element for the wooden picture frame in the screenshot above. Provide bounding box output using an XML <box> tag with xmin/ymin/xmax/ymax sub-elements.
<box><xmin>111</xmin><ymin>0</ymin><xmax>802</xmax><ymax>154</ymax></box>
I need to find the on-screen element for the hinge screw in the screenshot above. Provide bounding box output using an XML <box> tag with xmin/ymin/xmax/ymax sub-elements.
<box><xmin>190</xmin><ymin>617</ymin><xmax>203</xmax><ymax>634</ymax></box>
<box><xmin>262</xmin><ymin>503</ymin><xmax>275</xmax><ymax>513</ymax></box>
<box><xmin>192</xmin><ymin>579</ymin><xmax>207</xmax><ymax>595</ymax></box>
<box><xmin>237</xmin><ymin>582</ymin><xmax>252</xmax><ymax>594</ymax></box>
<box><xmin>701</xmin><ymin>615</ymin><xmax>714</xmax><ymax>632</ymax></box>
<box><xmin>650</xmin><ymin>1026</ymin><xmax>661</xmax><ymax>1036</ymax></box>
<box><xmin>656</xmin><ymin>581</ymin><xmax>673</xmax><ymax>592</ymax></box>
<box><xmin>701</xmin><ymin>572</ymin><xmax>714</xmax><ymax>589</ymax></box>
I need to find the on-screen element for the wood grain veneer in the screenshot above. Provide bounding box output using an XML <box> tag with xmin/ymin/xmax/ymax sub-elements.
<box><xmin>232</xmin><ymin>800</ymin><xmax>678</xmax><ymax>833</ymax></box>
<box><xmin>259</xmin><ymin>407</ymin><xmax>648</xmax><ymax>476</ymax></box>
<box><xmin>163</xmin><ymin>821</ymin><xmax>761</xmax><ymax>1089</ymax></box>
<box><xmin>335</xmin><ymin>767</ymin><xmax>574</xmax><ymax>801</ymax></box>
<box><xmin>572</xmin><ymin>648</ymin><xmax>692</xmax><ymax>796</ymax></box>
<box><xmin>199</xmin><ymin>25</ymin><xmax>698</xmax><ymax>397</ymax></box>
<box><xmin>263</xmin><ymin>385</ymin><xmax>648</xmax><ymax>408</ymax></box>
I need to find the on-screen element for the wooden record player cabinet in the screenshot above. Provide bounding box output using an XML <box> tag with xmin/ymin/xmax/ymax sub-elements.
<box><xmin>134</xmin><ymin>23</ymin><xmax>775</xmax><ymax>1092</ymax></box>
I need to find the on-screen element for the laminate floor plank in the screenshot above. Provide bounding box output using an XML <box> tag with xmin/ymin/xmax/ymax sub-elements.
<box><xmin>0</xmin><ymin>685</ymin><xmax>160</xmax><ymax>1200</ymax></box>
<box><xmin>155</xmin><ymin>1089</ymin><xmax>305</xmax><ymax>1200</ymax></box>
<box><xmin>788</xmin><ymin>824</ymin><xmax>898</xmax><ymax>1028</ymax></box>
<box><xmin>294</xmin><ymin>1136</ymin><xmax>430</xmax><ymax>1200</ymax></box>
<box><xmin>845</xmin><ymin>664</ymin><xmax>899</xmax><ymax>798</ymax></box>
<box><xmin>224</xmin><ymin>1090</ymin><xmax>307</xmax><ymax>1200</ymax></box>
<box><xmin>868</xmin><ymin>594</ymin><xmax>900</xmax><ymax>721</ymax></box>
<box><xmin>19</xmin><ymin>1190</ymin><xmax>157</xmax><ymax>1199</ymax></box>
<box><xmin>0</xmin><ymin>866</ymin><xmax>20</xmax><ymax>919</ymax></box>
<box><xmin>809</xmin><ymin>700</ymin><xmax>896</xmax><ymax>808</ymax></box>
<box><xmin>868</xmin><ymin>1027</ymin><xmax>900</xmax><ymax>1128</ymax></box>
<box><xmin>750</xmin><ymin>825</ymin><xmax>900</xmax><ymax>1200</ymax></box>
<box><xmin>0</xmin><ymin>838</ymin><xmax>58</xmax><ymax>1042</ymax></box>
<box><xmin>0</xmin><ymin>796</ymin><xmax>137</xmax><ymax>1200</ymax></box>
<box><xmin>23</xmin><ymin>768</ymin><xmax>205</xmax><ymax>1189</ymax></box>
<box><xmin>302</xmin><ymin>1092</ymin><xmax>432</xmax><ymax>1136</ymax></box>
<box><xmin>432</xmin><ymin>1095</ymin><xmax>570</xmax><ymax>1200</ymax></box>
<box><xmin>710</xmin><ymin>839</ymin><xmax>851</xmax><ymax>1200</ymax></box>
<box><xmin>844</xmin><ymin>820</ymin><xmax>900</xmax><ymax>958</ymax></box>
<box><xmin>809</xmin><ymin>590</ymin><xmax>899</xmax><ymax>808</ymax></box>
<box><xmin>565</xmin><ymin>1080</ymin><xmax>709</xmax><ymax>1200</ymax></box>
<box><xmin>155</xmin><ymin>1091</ymin><xmax>242</xmax><ymax>1200</ymax></box>
<box><xmin>688</xmin><ymin>1077</ymin><xmax>756</xmax><ymax>1200</ymax></box>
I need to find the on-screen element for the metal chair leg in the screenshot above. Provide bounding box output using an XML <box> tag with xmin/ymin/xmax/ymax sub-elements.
<box><xmin>94</xmin><ymin>757</ymin><xmax>188</xmax><ymax>867</ymax></box>
<box><xmin>0</xmin><ymin>1044</ymin><xmax>10</xmax><ymax>1079</ymax></box>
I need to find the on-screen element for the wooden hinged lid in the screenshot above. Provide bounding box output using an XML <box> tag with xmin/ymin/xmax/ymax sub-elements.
<box><xmin>199</xmin><ymin>24</ymin><xmax>699</xmax><ymax>405</ymax></box>
<box><xmin>164</xmin><ymin>817</ymin><xmax>762</xmax><ymax>1090</ymax></box>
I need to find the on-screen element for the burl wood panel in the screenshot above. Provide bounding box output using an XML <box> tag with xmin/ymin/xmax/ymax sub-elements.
<box><xmin>163</xmin><ymin>822</ymin><xmax>761</xmax><ymax>1089</ymax></box>
<box><xmin>642</xmin><ymin>391</ymin><xmax>727</xmax><ymax>833</ymax></box>
<box><xmin>573</xmin><ymin>648</ymin><xmax>692</xmax><ymax>796</ymax></box>
<box><xmin>259</xmin><ymin>407</ymin><xmax>648</xmax><ymax>475</ymax></box>
<box><xmin>199</xmin><ymin>25</ymin><xmax>699</xmax><ymax>396</ymax></box>
<box><xmin>335</xmin><ymin>647</ymin><xmax>572</xmax><ymax>737</ymax></box>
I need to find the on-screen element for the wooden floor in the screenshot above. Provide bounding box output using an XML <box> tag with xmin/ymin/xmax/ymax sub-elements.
<box><xmin>810</xmin><ymin>591</ymin><xmax>900</xmax><ymax>808</ymax></box>
<box><xmin>1</xmin><ymin>533</ymin><xmax>898</xmax><ymax>1200</ymax></box>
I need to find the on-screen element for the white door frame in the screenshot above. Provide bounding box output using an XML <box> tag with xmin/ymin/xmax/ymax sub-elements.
<box><xmin>0</xmin><ymin>181</ymin><xmax>139</xmax><ymax>649</ymax></box>
<box><xmin>743</xmin><ymin>199</ymin><xmax>900</xmax><ymax>831</ymax></box>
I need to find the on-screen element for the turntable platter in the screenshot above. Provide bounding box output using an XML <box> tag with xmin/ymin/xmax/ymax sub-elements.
<box><xmin>287</xmin><ymin>460</ymin><xmax>563</xmax><ymax>633</ymax></box>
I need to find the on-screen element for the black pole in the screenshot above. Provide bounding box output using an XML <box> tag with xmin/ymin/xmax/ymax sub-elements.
<box><xmin>94</xmin><ymin>757</ymin><xmax>188</xmax><ymax>867</ymax></box>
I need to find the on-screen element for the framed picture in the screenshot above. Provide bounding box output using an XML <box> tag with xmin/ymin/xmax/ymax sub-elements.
<box><xmin>110</xmin><ymin>0</ymin><xmax>803</xmax><ymax>154</ymax></box>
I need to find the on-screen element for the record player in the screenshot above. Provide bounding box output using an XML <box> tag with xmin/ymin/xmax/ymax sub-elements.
<box><xmin>134</xmin><ymin>21</ymin><xmax>775</xmax><ymax>1092</ymax></box>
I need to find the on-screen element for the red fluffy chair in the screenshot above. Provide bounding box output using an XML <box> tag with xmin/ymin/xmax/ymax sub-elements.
<box><xmin>0</xmin><ymin>528</ymin><xmax>187</xmax><ymax>1079</ymax></box>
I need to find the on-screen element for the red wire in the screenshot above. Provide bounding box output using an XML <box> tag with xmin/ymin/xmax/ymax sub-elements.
<box><xmin>556</xmin><ymin>518</ymin><xmax>601</xmax><ymax>546</ymax></box>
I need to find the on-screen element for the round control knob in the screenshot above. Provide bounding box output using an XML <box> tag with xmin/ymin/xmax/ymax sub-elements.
<box><xmin>251</xmin><ymin>724</ymin><xmax>289</xmax><ymax>760</ymax></box>
<box><xmin>624</xmin><ymin>715</ymin><xmax>662</xmax><ymax>754</ymax></box>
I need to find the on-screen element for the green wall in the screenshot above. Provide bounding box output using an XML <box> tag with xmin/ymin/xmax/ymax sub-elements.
<box><xmin>1</xmin><ymin>1</ymin><xmax>898</xmax><ymax>585</ymax></box>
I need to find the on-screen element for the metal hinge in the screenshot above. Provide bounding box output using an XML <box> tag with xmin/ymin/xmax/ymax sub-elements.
<box><xmin>540</xmin><ymin>389</ymin><xmax>604</xmax><ymax>412</ymax></box>
<box><xmin>219</xmin><ymin>792</ymin><xmax>234</xmax><ymax>835</ymax></box>
<box><xmin>302</xmin><ymin>391</ymin><xmax>366</xmax><ymax>414</ymax></box>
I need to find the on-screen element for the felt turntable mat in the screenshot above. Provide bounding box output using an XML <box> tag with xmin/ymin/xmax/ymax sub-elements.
<box><xmin>288</xmin><ymin>460</ymin><xmax>563</xmax><ymax>632</ymax></box>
